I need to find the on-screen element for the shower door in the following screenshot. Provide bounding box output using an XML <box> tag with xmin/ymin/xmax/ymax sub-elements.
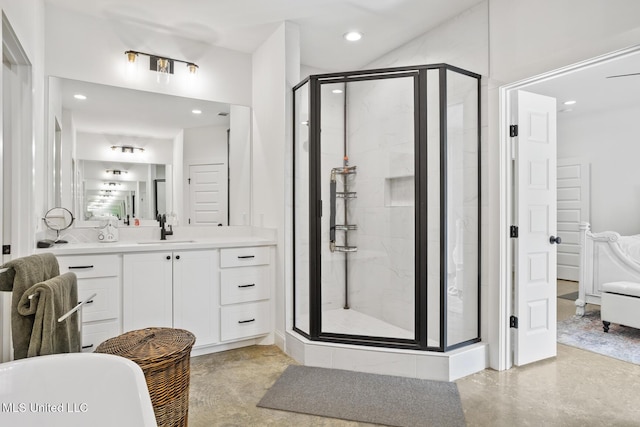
<box><xmin>317</xmin><ymin>74</ymin><xmax>417</xmax><ymax>343</ymax></box>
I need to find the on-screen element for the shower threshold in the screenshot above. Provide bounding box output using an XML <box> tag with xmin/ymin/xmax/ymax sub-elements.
<box><xmin>321</xmin><ymin>308</ymin><xmax>415</xmax><ymax>341</ymax></box>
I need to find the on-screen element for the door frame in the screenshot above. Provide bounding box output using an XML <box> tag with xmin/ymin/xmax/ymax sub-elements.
<box><xmin>0</xmin><ymin>12</ymin><xmax>33</xmax><ymax>362</ymax></box>
<box><xmin>498</xmin><ymin>44</ymin><xmax>640</xmax><ymax>370</ymax></box>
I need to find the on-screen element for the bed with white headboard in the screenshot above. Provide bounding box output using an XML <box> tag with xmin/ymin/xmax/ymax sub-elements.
<box><xmin>577</xmin><ymin>222</ymin><xmax>640</xmax><ymax>315</ymax></box>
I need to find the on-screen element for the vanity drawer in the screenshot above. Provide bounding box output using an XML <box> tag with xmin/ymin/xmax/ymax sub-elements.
<box><xmin>220</xmin><ymin>247</ymin><xmax>269</xmax><ymax>268</ymax></box>
<box><xmin>220</xmin><ymin>301</ymin><xmax>270</xmax><ymax>341</ymax></box>
<box><xmin>220</xmin><ymin>266</ymin><xmax>270</xmax><ymax>305</ymax></box>
<box><xmin>57</xmin><ymin>254</ymin><xmax>120</xmax><ymax>279</ymax></box>
<box><xmin>78</xmin><ymin>277</ymin><xmax>119</xmax><ymax>322</ymax></box>
<box><xmin>81</xmin><ymin>320</ymin><xmax>120</xmax><ymax>353</ymax></box>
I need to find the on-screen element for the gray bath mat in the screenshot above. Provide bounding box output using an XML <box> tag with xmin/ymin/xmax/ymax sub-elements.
<box><xmin>257</xmin><ymin>365</ymin><xmax>466</xmax><ymax>427</ymax></box>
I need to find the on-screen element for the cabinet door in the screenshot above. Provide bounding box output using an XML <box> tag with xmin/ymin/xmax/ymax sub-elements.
<box><xmin>173</xmin><ymin>250</ymin><xmax>219</xmax><ymax>347</ymax></box>
<box><xmin>123</xmin><ymin>252</ymin><xmax>173</xmax><ymax>332</ymax></box>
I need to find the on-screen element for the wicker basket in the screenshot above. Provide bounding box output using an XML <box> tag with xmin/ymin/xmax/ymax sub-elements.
<box><xmin>95</xmin><ymin>327</ymin><xmax>196</xmax><ymax>427</ymax></box>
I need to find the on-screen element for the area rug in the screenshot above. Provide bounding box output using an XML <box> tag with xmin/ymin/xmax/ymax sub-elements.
<box><xmin>557</xmin><ymin>310</ymin><xmax>640</xmax><ymax>364</ymax></box>
<box><xmin>257</xmin><ymin>365</ymin><xmax>465</xmax><ymax>427</ymax></box>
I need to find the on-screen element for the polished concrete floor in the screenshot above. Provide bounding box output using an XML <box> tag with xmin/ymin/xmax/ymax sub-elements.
<box><xmin>188</xmin><ymin>281</ymin><xmax>640</xmax><ymax>426</ymax></box>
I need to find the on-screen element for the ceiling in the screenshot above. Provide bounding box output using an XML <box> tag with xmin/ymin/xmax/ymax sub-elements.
<box><xmin>44</xmin><ymin>0</ymin><xmax>483</xmax><ymax>71</ymax></box>
<box><xmin>526</xmin><ymin>49</ymin><xmax>640</xmax><ymax>118</ymax></box>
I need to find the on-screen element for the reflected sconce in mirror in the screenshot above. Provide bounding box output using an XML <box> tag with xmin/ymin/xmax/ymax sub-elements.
<box><xmin>125</xmin><ymin>50</ymin><xmax>198</xmax><ymax>83</ymax></box>
<box><xmin>106</xmin><ymin>169</ymin><xmax>127</xmax><ymax>175</ymax></box>
<box><xmin>111</xmin><ymin>145</ymin><xmax>144</xmax><ymax>154</ymax></box>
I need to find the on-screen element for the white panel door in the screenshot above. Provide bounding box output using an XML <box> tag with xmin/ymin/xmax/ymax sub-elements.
<box><xmin>557</xmin><ymin>158</ymin><xmax>590</xmax><ymax>281</ymax></box>
<box><xmin>513</xmin><ymin>90</ymin><xmax>558</xmax><ymax>366</ymax></box>
<box><xmin>189</xmin><ymin>164</ymin><xmax>228</xmax><ymax>226</ymax></box>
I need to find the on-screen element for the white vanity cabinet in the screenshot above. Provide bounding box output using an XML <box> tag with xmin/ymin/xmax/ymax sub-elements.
<box><xmin>56</xmin><ymin>254</ymin><xmax>121</xmax><ymax>353</ymax></box>
<box><xmin>219</xmin><ymin>247</ymin><xmax>272</xmax><ymax>341</ymax></box>
<box><xmin>123</xmin><ymin>249</ymin><xmax>219</xmax><ymax>348</ymax></box>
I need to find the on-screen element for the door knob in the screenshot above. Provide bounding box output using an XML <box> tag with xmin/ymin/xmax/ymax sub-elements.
<box><xmin>550</xmin><ymin>235</ymin><xmax>562</xmax><ymax>244</ymax></box>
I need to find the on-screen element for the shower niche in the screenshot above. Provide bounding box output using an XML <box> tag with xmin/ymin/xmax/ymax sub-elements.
<box><xmin>293</xmin><ymin>64</ymin><xmax>481</xmax><ymax>352</ymax></box>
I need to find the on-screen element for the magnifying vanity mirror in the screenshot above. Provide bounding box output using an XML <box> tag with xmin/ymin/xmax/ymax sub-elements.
<box><xmin>42</xmin><ymin>207</ymin><xmax>75</xmax><ymax>244</ymax></box>
<box><xmin>47</xmin><ymin>77</ymin><xmax>252</xmax><ymax>228</ymax></box>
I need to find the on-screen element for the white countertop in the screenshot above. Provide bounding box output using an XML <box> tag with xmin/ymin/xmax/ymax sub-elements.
<box><xmin>35</xmin><ymin>236</ymin><xmax>276</xmax><ymax>256</ymax></box>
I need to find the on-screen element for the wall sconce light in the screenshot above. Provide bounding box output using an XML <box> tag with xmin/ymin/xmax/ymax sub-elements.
<box><xmin>125</xmin><ymin>50</ymin><xmax>198</xmax><ymax>81</ymax></box>
<box><xmin>111</xmin><ymin>145</ymin><xmax>144</xmax><ymax>154</ymax></box>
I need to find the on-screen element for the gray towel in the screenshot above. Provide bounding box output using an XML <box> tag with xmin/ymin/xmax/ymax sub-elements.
<box><xmin>0</xmin><ymin>253</ymin><xmax>60</xmax><ymax>359</ymax></box>
<box><xmin>17</xmin><ymin>272</ymin><xmax>80</xmax><ymax>357</ymax></box>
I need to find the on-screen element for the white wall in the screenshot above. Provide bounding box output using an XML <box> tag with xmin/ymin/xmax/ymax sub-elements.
<box><xmin>558</xmin><ymin>106</ymin><xmax>640</xmax><ymax>235</ymax></box>
<box><xmin>364</xmin><ymin>3</ymin><xmax>489</xmax><ymax>75</ymax></box>
<box><xmin>252</xmin><ymin>22</ymin><xmax>300</xmax><ymax>347</ymax></box>
<box><xmin>183</xmin><ymin>125</ymin><xmax>227</xmax><ymax>162</ymax></box>
<box><xmin>44</xmin><ymin>5</ymin><xmax>252</xmax><ymax>106</ymax></box>
<box><xmin>489</xmin><ymin>0</ymin><xmax>640</xmax><ymax>84</ymax></box>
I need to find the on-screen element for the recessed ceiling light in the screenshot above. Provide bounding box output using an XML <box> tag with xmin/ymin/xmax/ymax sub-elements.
<box><xmin>344</xmin><ymin>31</ymin><xmax>362</xmax><ymax>42</ymax></box>
<box><xmin>332</xmin><ymin>89</ymin><xmax>343</xmax><ymax>94</ymax></box>
<box><xmin>559</xmin><ymin>108</ymin><xmax>573</xmax><ymax>113</ymax></box>
<box><xmin>74</xmin><ymin>94</ymin><xmax>87</xmax><ymax>100</ymax></box>
<box><xmin>192</xmin><ymin>109</ymin><xmax>202</xmax><ymax>114</ymax></box>
<box><xmin>563</xmin><ymin>100</ymin><xmax>576</xmax><ymax>105</ymax></box>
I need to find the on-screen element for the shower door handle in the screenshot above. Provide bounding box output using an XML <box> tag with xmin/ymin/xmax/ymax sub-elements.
<box><xmin>329</xmin><ymin>181</ymin><xmax>336</xmax><ymax>242</ymax></box>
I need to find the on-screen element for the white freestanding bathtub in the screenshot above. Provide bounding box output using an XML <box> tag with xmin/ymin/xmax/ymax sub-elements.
<box><xmin>0</xmin><ymin>352</ymin><xmax>157</xmax><ymax>427</ymax></box>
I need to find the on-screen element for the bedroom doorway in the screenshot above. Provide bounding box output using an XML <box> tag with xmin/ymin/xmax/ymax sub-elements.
<box><xmin>499</xmin><ymin>44</ymin><xmax>640</xmax><ymax>370</ymax></box>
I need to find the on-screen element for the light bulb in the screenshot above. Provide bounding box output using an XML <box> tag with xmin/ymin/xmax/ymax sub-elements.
<box><xmin>157</xmin><ymin>58</ymin><xmax>171</xmax><ymax>84</ymax></box>
<box><xmin>344</xmin><ymin>31</ymin><xmax>363</xmax><ymax>41</ymax></box>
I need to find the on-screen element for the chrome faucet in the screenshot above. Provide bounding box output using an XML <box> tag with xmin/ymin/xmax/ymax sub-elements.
<box><xmin>158</xmin><ymin>214</ymin><xmax>173</xmax><ymax>240</ymax></box>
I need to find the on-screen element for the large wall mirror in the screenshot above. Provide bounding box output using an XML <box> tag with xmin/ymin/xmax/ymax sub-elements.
<box><xmin>47</xmin><ymin>77</ymin><xmax>252</xmax><ymax>227</ymax></box>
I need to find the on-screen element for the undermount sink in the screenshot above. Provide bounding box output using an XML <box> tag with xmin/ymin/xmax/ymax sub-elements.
<box><xmin>137</xmin><ymin>240</ymin><xmax>196</xmax><ymax>244</ymax></box>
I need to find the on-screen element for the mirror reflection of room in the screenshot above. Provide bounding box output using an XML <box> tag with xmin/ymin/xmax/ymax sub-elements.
<box><xmin>77</xmin><ymin>160</ymin><xmax>165</xmax><ymax>221</ymax></box>
<box><xmin>48</xmin><ymin>77</ymin><xmax>252</xmax><ymax>227</ymax></box>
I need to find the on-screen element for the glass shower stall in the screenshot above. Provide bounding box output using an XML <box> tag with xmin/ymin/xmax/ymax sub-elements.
<box><xmin>293</xmin><ymin>64</ymin><xmax>480</xmax><ymax>351</ymax></box>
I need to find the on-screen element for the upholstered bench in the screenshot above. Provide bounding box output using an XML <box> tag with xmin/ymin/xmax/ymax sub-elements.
<box><xmin>601</xmin><ymin>281</ymin><xmax>640</xmax><ymax>332</ymax></box>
